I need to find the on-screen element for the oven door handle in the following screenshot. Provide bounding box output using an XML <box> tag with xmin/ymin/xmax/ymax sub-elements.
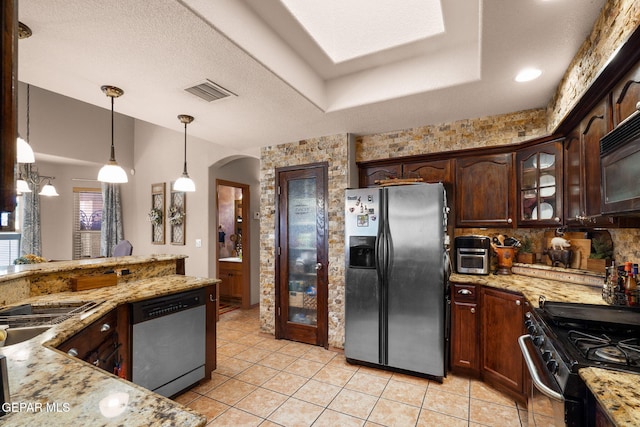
<box><xmin>518</xmin><ymin>335</ymin><xmax>565</xmax><ymax>402</ymax></box>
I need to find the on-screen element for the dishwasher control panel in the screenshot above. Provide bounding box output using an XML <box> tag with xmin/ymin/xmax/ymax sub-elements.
<box><xmin>131</xmin><ymin>288</ymin><xmax>205</xmax><ymax>324</ymax></box>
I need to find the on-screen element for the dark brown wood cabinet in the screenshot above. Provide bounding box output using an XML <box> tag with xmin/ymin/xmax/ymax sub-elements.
<box><xmin>455</xmin><ymin>153</ymin><xmax>515</xmax><ymax>227</ymax></box>
<box><xmin>205</xmin><ymin>284</ymin><xmax>217</xmax><ymax>378</ymax></box>
<box><xmin>218</xmin><ymin>261</ymin><xmax>242</xmax><ymax>301</ymax></box>
<box><xmin>58</xmin><ymin>307</ymin><xmax>127</xmax><ymax>378</ymax></box>
<box><xmin>450</xmin><ymin>283</ymin><xmax>480</xmax><ymax>376</ymax></box>
<box><xmin>481</xmin><ymin>287</ymin><xmax>526</xmax><ymax>402</ymax></box>
<box><xmin>359</xmin><ymin>164</ymin><xmax>402</xmax><ymax>187</ymax></box>
<box><xmin>564</xmin><ymin>99</ymin><xmax>613</xmax><ymax>227</ymax></box>
<box><xmin>612</xmin><ymin>61</ymin><xmax>640</xmax><ymax>127</ymax></box>
<box><xmin>516</xmin><ymin>140</ymin><xmax>564</xmax><ymax>227</ymax></box>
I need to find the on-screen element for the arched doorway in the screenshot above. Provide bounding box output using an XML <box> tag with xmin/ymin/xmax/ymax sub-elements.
<box><xmin>216</xmin><ymin>179</ymin><xmax>250</xmax><ymax>308</ymax></box>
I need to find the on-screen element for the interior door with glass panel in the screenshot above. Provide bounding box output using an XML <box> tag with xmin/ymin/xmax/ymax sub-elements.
<box><xmin>275</xmin><ymin>163</ymin><xmax>328</xmax><ymax>347</ymax></box>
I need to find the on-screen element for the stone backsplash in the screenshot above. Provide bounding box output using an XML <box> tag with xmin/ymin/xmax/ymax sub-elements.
<box><xmin>260</xmin><ymin>135</ymin><xmax>349</xmax><ymax>349</ymax></box>
<box><xmin>547</xmin><ymin>0</ymin><xmax>640</xmax><ymax>131</ymax></box>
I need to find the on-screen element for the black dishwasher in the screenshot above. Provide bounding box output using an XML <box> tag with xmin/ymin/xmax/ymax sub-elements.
<box><xmin>130</xmin><ymin>288</ymin><xmax>206</xmax><ymax>397</ymax></box>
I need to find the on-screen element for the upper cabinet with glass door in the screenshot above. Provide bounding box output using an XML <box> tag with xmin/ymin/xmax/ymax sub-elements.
<box><xmin>516</xmin><ymin>140</ymin><xmax>564</xmax><ymax>226</ymax></box>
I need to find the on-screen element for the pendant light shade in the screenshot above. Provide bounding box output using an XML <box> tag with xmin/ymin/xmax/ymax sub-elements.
<box><xmin>39</xmin><ymin>179</ymin><xmax>59</xmax><ymax>197</ymax></box>
<box><xmin>17</xmin><ymin>136</ymin><xmax>35</xmax><ymax>163</ymax></box>
<box><xmin>173</xmin><ymin>115</ymin><xmax>196</xmax><ymax>192</ymax></box>
<box><xmin>16</xmin><ymin>178</ymin><xmax>32</xmax><ymax>194</ymax></box>
<box><xmin>98</xmin><ymin>85</ymin><xmax>128</xmax><ymax>183</ymax></box>
<box><xmin>17</xmin><ymin>84</ymin><xmax>36</xmax><ymax>164</ymax></box>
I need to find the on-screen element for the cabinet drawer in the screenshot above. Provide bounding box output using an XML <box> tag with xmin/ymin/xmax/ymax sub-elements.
<box><xmin>453</xmin><ymin>284</ymin><xmax>477</xmax><ymax>301</ymax></box>
<box><xmin>219</xmin><ymin>261</ymin><xmax>242</xmax><ymax>272</ymax></box>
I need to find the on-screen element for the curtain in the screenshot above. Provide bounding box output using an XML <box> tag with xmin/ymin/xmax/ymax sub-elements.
<box><xmin>20</xmin><ymin>169</ymin><xmax>42</xmax><ymax>256</ymax></box>
<box><xmin>100</xmin><ymin>183</ymin><xmax>124</xmax><ymax>257</ymax></box>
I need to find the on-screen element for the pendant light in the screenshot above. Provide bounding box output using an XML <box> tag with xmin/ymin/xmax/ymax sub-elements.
<box><xmin>39</xmin><ymin>178</ymin><xmax>59</xmax><ymax>197</ymax></box>
<box><xmin>173</xmin><ymin>115</ymin><xmax>196</xmax><ymax>192</ymax></box>
<box><xmin>17</xmin><ymin>84</ymin><xmax>35</xmax><ymax>164</ymax></box>
<box><xmin>97</xmin><ymin>85</ymin><xmax>128</xmax><ymax>183</ymax></box>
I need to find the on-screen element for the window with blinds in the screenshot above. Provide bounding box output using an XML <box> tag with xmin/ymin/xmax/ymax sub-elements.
<box><xmin>73</xmin><ymin>187</ymin><xmax>103</xmax><ymax>259</ymax></box>
<box><xmin>0</xmin><ymin>233</ymin><xmax>20</xmax><ymax>267</ymax></box>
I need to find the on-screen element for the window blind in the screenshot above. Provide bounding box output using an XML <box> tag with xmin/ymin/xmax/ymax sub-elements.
<box><xmin>73</xmin><ymin>188</ymin><xmax>103</xmax><ymax>260</ymax></box>
<box><xmin>0</xmin><ymin>233</ymin><xmax>21</xmax><ymax>267</ymax></box>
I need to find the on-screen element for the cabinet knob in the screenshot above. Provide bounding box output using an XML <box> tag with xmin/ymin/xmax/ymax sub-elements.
<box><xmin>100</xmin><ymin>323</ymin><xmax>111</xmax><ymax>332</ymax></box>
<box><xmin>507</xmin><ymin>218</ymin><xmax>513</xmax><ymax>224</ymax></box>
<box><xmin>554</xmin><ymin>217</ymin><xmax>560</xmax><ymax>222</ymax></box>
<box><xmin>515</xmin><ymin>300</ymin><xmax>521</xmax><ymax>306</ymax></box>
<box><xmin>315</xmin><ymin>263</ymin><xmax>323</xmax><ymax>271</ymax></box>
<box><xmin>67</xmin><ymin>348</ymin><xmax>79</xmax><ymax>357</ymax></box>
<box><xmin>470</xmin><ymin>308</ymin><xmax>476</xmax><ymax>314</ymax></box>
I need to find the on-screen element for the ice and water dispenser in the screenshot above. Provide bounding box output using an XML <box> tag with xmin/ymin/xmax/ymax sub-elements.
<box><xmin>348</xmin><ymin>236</ymin><xmax>376</xmax><ymax>269</ymax></box>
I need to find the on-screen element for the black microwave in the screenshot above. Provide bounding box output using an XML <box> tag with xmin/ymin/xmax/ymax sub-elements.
<box><xmin>600</xmin><ymin>111</ymin><xmax>640</xmax><ymax>215</ymax></box>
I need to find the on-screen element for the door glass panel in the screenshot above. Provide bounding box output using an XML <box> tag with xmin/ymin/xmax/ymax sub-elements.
<box><xmin>287</xmin><ymin>177</ymin><xmax>318</xmax><ymax>326</ymax></box>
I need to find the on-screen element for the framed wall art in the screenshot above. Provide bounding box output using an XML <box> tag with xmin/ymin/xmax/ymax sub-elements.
<box><xmin>169</xmin><ymin>185</ymin><xmax>186</xmax><ymax>245</ymax></box>
<box><xmin>150</xmin><ymin>183</ymin><xmax>165</xmax><ymax>244</ymax></box>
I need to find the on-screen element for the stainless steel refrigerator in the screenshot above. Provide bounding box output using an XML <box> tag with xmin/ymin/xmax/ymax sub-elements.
<box><xmin>344</xmin><ymin>183</ymin><xmax>449</xmax><ymax>379</ymax></box>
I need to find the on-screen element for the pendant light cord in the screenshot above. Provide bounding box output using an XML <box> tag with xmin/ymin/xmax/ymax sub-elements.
<box><xmin>26</xmin><ymin>84</ymin><xmax>30</xmax><ymax>143</ymax></box>
<box><xmin>109</xmin><ymin>95</ymin><xmax>116</xmax><ymax>162</ymax></box>
<box><xmin>183</xmin><ymin>121</ymin><xmax>189</xmax><ymax>175</ymax></box>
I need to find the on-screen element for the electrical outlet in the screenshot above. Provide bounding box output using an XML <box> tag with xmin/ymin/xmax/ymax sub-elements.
<box><xmin>195</xmin><ymin>239</ymin><xmax>202</xmax><ymax>248</ymax></box>
<box><xmin>253</xmin><ymin>211</ymin><xmax>260</xmax><ymax>220</ymax></box>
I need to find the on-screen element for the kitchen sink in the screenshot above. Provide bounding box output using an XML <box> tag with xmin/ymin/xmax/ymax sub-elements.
<box><xmin>0</xmin><ymin>301</ymin><xmax>104</xmax><ymax>347</ymax></box>
<box><xmin>1</xmin><ymin>325</ymin><xmax>52</xmax><ymax>347</ymax></box>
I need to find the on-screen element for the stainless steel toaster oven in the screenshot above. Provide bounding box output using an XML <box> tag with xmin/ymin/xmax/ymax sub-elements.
<box><xmin>455</xmin><ymin>236</ymin><xmax>490</xmax><ymax>275</ymax></box>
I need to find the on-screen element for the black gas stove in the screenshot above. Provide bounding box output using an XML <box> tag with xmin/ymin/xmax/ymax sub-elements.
<box><xmin>521</xmin><ymin>298</ymin><xmax>640</xmax><ymax>426</ymax></box>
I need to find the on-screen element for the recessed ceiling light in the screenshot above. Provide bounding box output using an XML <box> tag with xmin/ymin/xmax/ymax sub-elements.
<box><xmin>515</xmin><ymin>68</ymin><xmax>543</xmax><ymax>82</ymax></box>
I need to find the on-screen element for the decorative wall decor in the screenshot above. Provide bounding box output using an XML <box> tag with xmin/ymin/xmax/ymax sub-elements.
<box><xmin>150</xmin><ymin>183</ymin><xmax>165</xmax><ymax>244</ymax></box>
<box><xmin>169</xmin><ymin>185</ymin><xmax>186</xmax><ymax>245</ymax></box>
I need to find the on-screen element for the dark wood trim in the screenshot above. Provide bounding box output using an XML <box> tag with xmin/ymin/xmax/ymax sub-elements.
<box><xmin>216</xmin><ymin>179</ymin><xmax>251</xmax><ymax>309</ymax></box>
<box><xmin>357</xmin><ymin>134</ymin><xmax>563</xmax><ymax>171</ymax></box>
<box><xmin>1</xmin><ymin>1</ymin><xmax>17</xmax><ymax>215</ymax></box>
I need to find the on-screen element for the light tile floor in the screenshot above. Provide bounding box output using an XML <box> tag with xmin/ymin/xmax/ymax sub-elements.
<box><xmin>174</xmin><ymin>307</ymin><xmax>528</xmax><ymax>426</ymax></box>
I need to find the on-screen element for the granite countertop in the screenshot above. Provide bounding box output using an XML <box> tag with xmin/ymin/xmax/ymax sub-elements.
<box><xmin>451</xmin><ymin>265</ymin><xmax>639</xmax><ymax>426</ymax></box>
<box><xmin>0</xmin><ymin>255</ymin><xmax>186</xmax><ymax>283</ymax></box>
<box><xmin>0</xmin><ymin>274</ymin><xmax>216</xmax><ymax>426</ymax></box>
<box><xmin>579</xmin><ymin>368</ymin><xmax>640</xmax><ymax>426</ymax></box>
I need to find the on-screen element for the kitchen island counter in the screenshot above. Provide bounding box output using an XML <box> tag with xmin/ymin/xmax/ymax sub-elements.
<box><xmin>0</xmin><ymin>274</ymin><xmax>216</xmax><ymax>427</ymax></box>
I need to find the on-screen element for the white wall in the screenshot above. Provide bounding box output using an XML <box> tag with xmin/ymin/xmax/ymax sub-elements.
<box><xmin>17</xmin><ymin>82</ymin><xmax>260</xmax><ymax>279</ymax></box>
<box><xmin>210</xmin><ymin>157</ymin><xmax>261</xmax><ymax>305</ymax></box>
<box><xmin>130</xmin><ymin>121</ymin><xmax>250</xmax><ymax>278</ymax></box>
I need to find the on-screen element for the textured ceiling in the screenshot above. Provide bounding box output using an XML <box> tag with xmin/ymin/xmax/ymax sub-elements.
<box><xmin>17</xmin><ymin>0</ymin><xmax>606</xmax><ymax>158</ymax></box>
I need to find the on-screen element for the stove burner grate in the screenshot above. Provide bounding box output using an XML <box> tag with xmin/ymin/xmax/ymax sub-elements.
<box><xmin>567</xmin><ymin>330</ymin><xmax>640</xmax><ymax>367</ymax></box>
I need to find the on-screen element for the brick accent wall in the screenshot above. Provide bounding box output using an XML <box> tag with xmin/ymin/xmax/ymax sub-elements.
<box><xmin>259</xmin><ymin>135</ymin><xmax>349</xmax><ymax>349</ymax></box>
<box><xmin>547</xmin><ymin>0</ymin><xmax>640</xmax><ymax>130</ymax></box>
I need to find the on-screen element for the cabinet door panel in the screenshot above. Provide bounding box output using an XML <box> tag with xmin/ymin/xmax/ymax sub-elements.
<box><xmin>481</xmin><ymin>287</ymin><xmax>525</xmax><ymax>397</ymax></box>
<box><xmin>456</xmin><ymin>154</ymin><xmax>514</xmax><ymax>227</ymax></box>
<box><xmin>359</xmin><ymin>164</ymin><xmax>402</xmax><ymax>187</ymax></box>
<box><xmin>564</xmin><ymin>129</ymin><xmax>583</xmax><ymax>225</ymax></box>
<box><xmin>516</xmin><ymin>141</ymin><xmax>563</xmax><ymax>226</ymax></box>
<box><xmin>451</xmin><ymin>300</ymin><xmax>479</xmax><ymax>374</ymax></box>
<box><xmin>582</xmin><ymin>101</ymin><xmax>610</xmax><ymax>219</ymax></box>
<box><xmin>612</xmin><ymin>62</ymin><xmax>640</xmax><ymax>127</ymax></box>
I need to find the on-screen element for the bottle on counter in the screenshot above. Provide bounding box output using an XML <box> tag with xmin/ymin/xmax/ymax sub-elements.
<box><xmin>625</xmin><ymin>262</ymin><xmax>637</xmax><ymax>306</ymax></box>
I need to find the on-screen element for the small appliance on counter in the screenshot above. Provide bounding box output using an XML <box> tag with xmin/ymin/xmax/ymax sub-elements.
<box><xmin>455</xmin><ymin>235</ymin><xmax>490</xmax><ymax>275</ymax></box>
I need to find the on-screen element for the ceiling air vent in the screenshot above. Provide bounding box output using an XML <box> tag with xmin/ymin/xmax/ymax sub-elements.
<box><xmin>185</xmin><ymin>79</ymin><xmax>236</xmax><ymax>102</ymax></box>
